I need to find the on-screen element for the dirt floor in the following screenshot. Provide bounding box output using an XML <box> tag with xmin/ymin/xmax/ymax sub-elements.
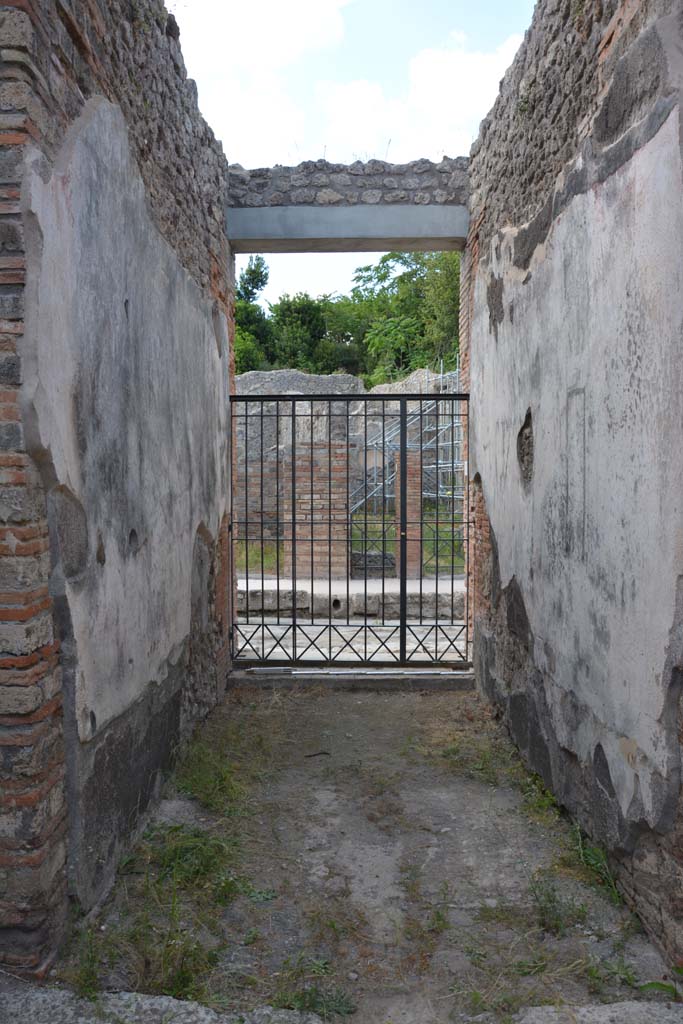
<box><xmin>55</xmin><ymin>688</ymin><xmax>678</xmax><ymax>1023</ymax></box>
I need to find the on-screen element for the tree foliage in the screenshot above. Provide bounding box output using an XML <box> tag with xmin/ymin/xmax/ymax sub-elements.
<box><xmin>236</xmin><ymin>255</ymin><xmax>269</xmax><ymax>303</ymax></box>
<box><xmin>232</xmin><ymin>251</ymin><xmax>460</xmax><ymax>383</ymax></box>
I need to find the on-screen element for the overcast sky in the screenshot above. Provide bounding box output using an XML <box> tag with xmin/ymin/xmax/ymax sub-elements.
<box><xmin>167</xmin><ymin>0</ymin><xmax>534</xmax><ymax>305</ymax></box>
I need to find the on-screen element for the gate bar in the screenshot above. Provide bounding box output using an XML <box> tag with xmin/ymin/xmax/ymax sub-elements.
<box><xmin>399</xmin><ymin>398</ymin><xmax>407</xmax><ymax>664</ymax></box>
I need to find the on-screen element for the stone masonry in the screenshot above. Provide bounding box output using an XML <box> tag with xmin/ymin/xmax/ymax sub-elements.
<box><xmin>2</xmin><ymin>0</ymin><xmax>683</xmax><ymax>984</ymax></box>
<box><xmin>283</xmin><ymin>442</ymin><xmax>349</xmax><ymax>582</ymax></box>
<box><xmin>227</xmin><ymin>156</ymin><xmax>469</xmax><ymax>209</ymax></box>
<box><xmin>394</xmin><ymin>449</ymin><xmax>422</xmax><ymax>579</ymax></box>
<box><xmin>234</xmin><ymin>371</ymin><xmax>365</xmax><ymax>544</ymax></box>
<box><xmin>465</xmin><ymin>0</ymin><xmax>683</xmax><ymax>964</ymax></box>
<box><xmin>0</xmin><ymin>0</ymin><xmax>232</xmax><ymax>972</ymax></box>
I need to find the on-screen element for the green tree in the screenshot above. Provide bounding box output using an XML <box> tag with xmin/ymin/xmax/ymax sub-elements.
<box><xmin>236</xmin><ymin>255</ymin><xmax>269</xmax><ymax>302</ymax></box>
<box><xmin>422</xmin><ymin>251</ymin><xmax>460</xmax><ymax>370</ymax></box>
<box><xmin>351</xmin><ymin>251</ymin><xmax>460</xmax><ymax>383</ymax></box>
<box><xmin>234</xmin><ymin>299</ymin><xmax>275</xmax><ymax>364</ymax></box>
<box><xmin>270</xmin><ymin>293</ymin><xmax>327</xmax><ymax>371</ymax></box>
<box><xmin>365</xmin><ymin>315</ymin><xmax>425</xmax><ymax>386</ymax></box>
<box><xmin>232</xmin><ymin>250</ymin><xmax>460</xmax><ymax>384</ymax></box>
<box><xmin>233</xmin><ymin>325</ymin><xmax>264</xmax><ymax>373</ymax></box>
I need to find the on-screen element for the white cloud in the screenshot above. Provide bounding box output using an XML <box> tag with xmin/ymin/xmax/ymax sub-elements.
<box><xmin>169</xmin><ymin>3</ymin><xmax>523</xmax><ymax>297</ymax></box>
<box><xmin>168</xmin><ymin>0</ymin><xmax>353</xmax><ymax>72</ymax></box>
<box><xmin>315</xmin><ymin>31</ymin><xmax>522</xmax><ymax>163</ymax></box>
<box><xmin>168</xmin><ymin>0</ymin><xmax>355</xmax><ymax>164</ymax></box>
<box><xmin>168</xmin><ymin>2</ymin><xmax>522</xmax><ymax>167</ymax></box>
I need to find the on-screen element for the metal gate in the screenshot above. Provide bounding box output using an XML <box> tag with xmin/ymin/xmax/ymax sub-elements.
<box><xmin>229</xmin><ymin>390</ymin><xmax>470</xmax><ymax>667</ymax></box>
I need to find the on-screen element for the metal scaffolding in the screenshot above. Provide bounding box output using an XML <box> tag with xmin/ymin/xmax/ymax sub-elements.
<box><xmin>350</xmin><ymin>362</ymin><xmax>466</xmax><ymax>517</ymax></box>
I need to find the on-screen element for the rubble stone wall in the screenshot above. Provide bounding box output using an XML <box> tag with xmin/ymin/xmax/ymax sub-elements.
<box><xmin>0</xmin><ymin>0</ymin><xmax>232</xmax><ymax>970</ymax></box>
<box><xmin>227</xmin><ymin>157</ymin><xmax>469</xmax><ymax>209</ymax></box>
<box><xmin>465</xmin><ymin>0</ymin><xmax>683</xmax><ymax>962</ymax></box>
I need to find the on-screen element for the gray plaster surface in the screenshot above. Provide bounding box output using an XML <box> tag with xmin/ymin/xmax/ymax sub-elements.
<box><xmin>470</xmin><ymin>108</ymin><xmax>683</xmax><ymax>833</ymax></box>
<box><xmin>80</xmin><ymin>691</ymin><xmax>673</xmax><ymax>1021</ymax></box>
<box><xmin>226</xmin><ymin>204</ymin><xmax>468</xmax><ymax>253</ymax></box>
<box><xmin>0</xmin><ymin>982</ymin><xmax>321</xmax><ymax>1024</ymax></box>
<box><xmin>21</xmin><ymin>97</ymin><xmax>230</xmax><ymax>738</ymax></box>
<box><xmin>2</xmin><ymin>982</ymin><xmax>682</xmax><ymax>1024</ymax></box>
<box><xmin>515</xmin><ymin>1006</ymin><xmax>683</xmax><ymax>1023</ymax></box>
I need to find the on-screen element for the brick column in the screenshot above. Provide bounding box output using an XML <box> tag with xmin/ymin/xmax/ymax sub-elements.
<box><xmin>0</xmin><ymin>9</ymin><xmax>67</xmax><ymax>972</ymax></box>
<box><xmin>395</xmin><ymin>448</ymin><xmax>422</xmax><ymax>578</ymax></box>
<box><xmin>461</xmin><ymin>223</ymin><xmax>480</xmax><ymax>650</ymax></box>
<box><xmin>283</xmin><ymin>441</ymin><xmax>348</xmax><ymax>581</ymax></box>
<box><xmin>0</xmin><ymin>18</ymin><xmax>67</xmax><ymax>969</ymax></box>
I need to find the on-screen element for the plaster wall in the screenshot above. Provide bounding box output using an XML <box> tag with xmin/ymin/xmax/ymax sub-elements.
<box><xmin>471</xmin><ymin>109</ymin><xmax>683</xmax><ymax>833</ymax></box>
<box><xmin>0</xmin><ymin>0</ymin><xmax>233</xmax><ymax>967</ymax></box>
<box><xmin>23</xmin><ymin>99</ymin><xmax>229</xmax><ymax>739</ymax></box>
<box><xmin>20</xmin><ymin>98</ymin><xmax>230</xmax><ymax>904</ymax></box>
<box><xmin>467</xmin><ymin>0</ymin><xmax>683</xmax><ymax>959</ymax></box>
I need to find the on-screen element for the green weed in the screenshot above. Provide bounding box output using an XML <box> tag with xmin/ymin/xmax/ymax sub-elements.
<box><xmin>243</xmin><ymin>883</ymin><xmax>278</xmax><ymax>904</ymax></box>
<box><xmin>476</xmin><ymin>900</ymin><xmax>528</xmax><ymax>930</ymax></box>
<box><xmin>400</xmin><ymin>862</ymin><xmax>422</xmax><ymax>901</ymax></box>
<box><xmin>71</xmin><ymin>928</ymin><xmax>101</xmax><ymax>1001</ymax></box>
<box><xmin>175</xmin><ymin>740</ymin><xmax>246</xmax><ymax>814</ymax></box>
<box><xmin>272</xmin><ymin>954</ymin><xmax>352</xmax><ymax>1019</ymax></box>
<box><xmin>427</xmin><ymin>906</ymin><xmax>450</xmax><ymax>934</ymax></box>
<box><xmin>520</xmin><ymin>774</ymin><xmax>560</xmax><ymax>823</ymax></box>
<box><xmin>569</xmin><ymin>823</ymin><xmax>621</xmax><ymax>904</ymax></box>
<box><xmin>464</xmin><ymin>944</ymin><xmax>488</xmax><ymax>965</ymax></box>
<box><xmin>307</xmin><ymin>902</ymin><xmax>367</xmax><ymax>943</ymax></box>
<box><xmin>586</xmin><ymin>956</ymin><xmax>638</xmax><ymax>994</ymax></box>
<box><xmin>529</xmin><ymin>876</ymin><xmax>587</xmax><ymax>936</ymax></box>
<box><xmin>274</xmin><ymin>984</ymin><xmax>356</xmax><ymax>1018</ymax></box>
<box><xmin>512</xmin><ymin>956</ymin><xmax>548</xmax><ymax>977</ymax></box>
<box><xmin>123</xmin><ymin>885</ymin><xmax>221</xmax><ymax>1001</ymax></box>
<box><xmin>145</xmin><ymin>825</ymin><xmax>236</xmax><ymax>887</ymax></box>
<box><xmin>639</xmin><ymin>964</ymin><xmax>683</xmax><ymax>1001</ymax></box>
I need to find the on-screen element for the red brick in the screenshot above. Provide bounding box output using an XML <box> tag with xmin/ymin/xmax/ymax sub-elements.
<box><xmin>0</xmin><ymin>691</ymin><xmax>61</xmax><ymax>727</ymax></box>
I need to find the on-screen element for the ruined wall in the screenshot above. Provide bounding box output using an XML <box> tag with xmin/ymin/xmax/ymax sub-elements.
<box><xmin>0</xmin><ymin>0</ymin><xmax>232</xmax><ymax>969</ymax></box>
<box><xmin>466</xmin><ymin>0</ymin><xmax>683</xmax><ymax>960</ymax></box>
<box><xmin>228</xmin><ymin>157</ymin><xmax>468</xmax><ymax>209</ymax></box>
<box><xmin>233</xmin><ymin>371</ymin><xmax>365</xmax><ymax>542</ymax></box>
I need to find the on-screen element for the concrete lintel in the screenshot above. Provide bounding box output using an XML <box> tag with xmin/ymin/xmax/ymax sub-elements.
<box><xmin>225</xmin><ymin>203</ymin><xmax>469</xmax><ymax>253</ymax></box>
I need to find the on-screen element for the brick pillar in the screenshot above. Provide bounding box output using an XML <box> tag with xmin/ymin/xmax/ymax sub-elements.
<box><xmin>395</xmin><ymin>448</ymin><xmax>422</xmax><ymax>578</ymax></box>
<box><xmin>0</xmin><ymin>254</ymin><xmax>66</xmax><ymax>965</ymax></box>
<box><xmin>0</xmin><ymin>10</ymin><xmax>67</xmax><ymax>971</ymax></box>
<box><xmin>461</xmin><ymin>222</ymin><xmax>480</xmax><ymax>649</ymax></box>
<box><xmin>283</xmin><ymin>441</ymin><xmax>348</xmax><ymax>581</ymax></box>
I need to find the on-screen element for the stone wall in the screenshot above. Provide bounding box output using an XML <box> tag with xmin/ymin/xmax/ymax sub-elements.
<box><xmin>0</xmin><ymin>0</ymin><xmax>232</xmax><ymax>970</ymax></box>
<box><xmin>228</xmin><ymin>157</ymin><xmax>469</xmax><ymax>209</ymax></box>
<box><xmin>465</xmin><ymin>0</ymin><xmax>683</xmax><ymax>961</ymax></box>
<box><xmin>233</xmin><ymin>371</ymin><xmax>365</xmax><ymax>543</ymax></box>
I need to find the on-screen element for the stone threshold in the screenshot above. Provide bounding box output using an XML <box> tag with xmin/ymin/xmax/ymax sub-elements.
<box><xmin>228</xmin><ymin>666</ymin><xmax>475</xmax><ymax>692</ymax></box>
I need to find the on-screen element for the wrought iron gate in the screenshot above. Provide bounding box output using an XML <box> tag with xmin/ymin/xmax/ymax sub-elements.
<box><xmin>229</xmin><ymin>391</ymin><xmax>470</xmax><ymax>667</ymax></box>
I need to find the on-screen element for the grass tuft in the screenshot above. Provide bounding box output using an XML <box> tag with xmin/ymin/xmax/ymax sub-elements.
<box><xmin>148</xmin><ymin>824</ymin><xmax>236</xmax><ymax>885</ymax></box>
<box><xmin>124</xmin><ymin>886</ymin><xmax>222</xmax><ymax>1001</ymax></box>
<box><xmin>71</xmin><ymin>928</ymin><xmax>101</xmax><ymax>1001</ymax></box>
<box><xmin>520</xmin><ymin>774</ymin><xmax>560</xmax><ymax>823</ymax></box>
<box><xmin>274</xmin><ymin>984</ymin><xmax>356</xmax><ymax>1018</ymax></box>
<box><xmin>529</xmin><ymin>876</ymin><xmax>587</xmax><ymax>936</ymax></box>
<box><xmin>175</xmin><ymin>741</ymin><xmax>246</xmax><ymax>814</ymax></box>
<box><xmin>568</xmin><ymin>823</ymin><xmax>622</xmax><ymax>904</ymax></box>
